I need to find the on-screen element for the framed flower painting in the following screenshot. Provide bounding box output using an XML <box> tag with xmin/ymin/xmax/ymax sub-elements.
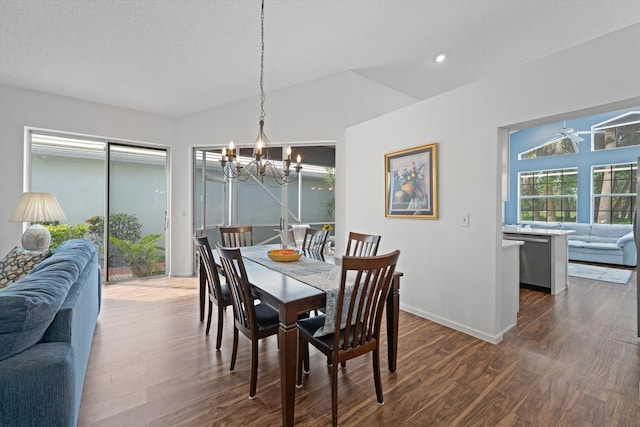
<box><xmin>384</xmin><ymin>143</ymin><xmax>438</xmax><ymax>219</ymax></box>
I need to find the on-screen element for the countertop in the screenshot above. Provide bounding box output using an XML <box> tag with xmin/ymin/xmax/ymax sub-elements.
<box><xmin>502</xmin><ymin>226</ymin><xmax>575</xmax><ymax>236</ymax></box>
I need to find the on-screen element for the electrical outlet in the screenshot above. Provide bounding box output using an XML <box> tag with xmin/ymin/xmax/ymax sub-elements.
<box><xmin>461</xmin><ymin>214</ymin><xmax>470</xmax><ymax>227</ymax></box>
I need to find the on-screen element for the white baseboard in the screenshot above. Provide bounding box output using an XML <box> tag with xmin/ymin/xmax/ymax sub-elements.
<box><xmin>167</xmin><ymin>272</ymin><xmax>196</xmax><ymax>278</ymax></box>
<box><xmin>400</xmin><ymin>303</ymin><xmax>505</xmax><ymax>344</ymax></box>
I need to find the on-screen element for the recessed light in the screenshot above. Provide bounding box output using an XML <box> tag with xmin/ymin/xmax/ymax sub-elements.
<box><xmin>434</xmin><ymin>52</ymin><xmax>447</xmax><ymax>63</ymax></box>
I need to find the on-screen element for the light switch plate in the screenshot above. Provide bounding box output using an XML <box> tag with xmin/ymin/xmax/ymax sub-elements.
<box><xmin>461</xmin><ymin>214</ymin><xmax>470</xmax><ymax>227</ymax></box>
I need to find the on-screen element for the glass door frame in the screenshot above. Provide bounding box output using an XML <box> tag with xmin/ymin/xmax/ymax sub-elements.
<box><xmin>106</xmin><ymin>141</ymin><xmax>170</xmax><ymax>282</ymax></box>
<box><xmin>193</xmin><ymin>141</ymin><xmax>336</xmax><ymax>260</ymax></box>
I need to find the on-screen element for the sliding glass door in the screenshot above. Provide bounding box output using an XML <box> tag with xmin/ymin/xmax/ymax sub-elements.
<box><xmin>29</xmin><ymin>130</ymin><xmax>168</xmax><ymax>282</ymax></box>
<box><xmin>107</xmin><ymin>143</ymin><xmax>168</xmax><ymax>281</ymax></box>
<box><xmin>193</xmin><ymin>143</ymin><xmax>336</xmax><ymax>262</ymax></box>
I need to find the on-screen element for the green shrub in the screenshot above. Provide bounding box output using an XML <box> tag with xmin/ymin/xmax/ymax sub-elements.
<box><xmin>108</xmin><ymin>233</ymin><xmax>164</xmax><ymax>277</ymax></box>
<box><xmin>86</xmin><ymin>213</ymin><xmax>142</xmax><ymax>267</ymax></box>
<box><xmin>44</xmin><ymin>223</ymin><xmax>87</xmax><ymax>250</ymax></box>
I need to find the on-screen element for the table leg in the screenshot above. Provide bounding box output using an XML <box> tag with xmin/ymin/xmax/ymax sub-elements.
<box><xmin>386</xmin><ymin>274</ymin><xmax>401</xmax><ymax>372</ymax></box>
<box><xmin>279</xmin><ymin>320</ymin><xmax>298</xmax><ymax>427</ymax></box>
<box><xmin>199</xmin><ymin>260</ymin><xmax>205</xmax><ymax>322</ymax></box>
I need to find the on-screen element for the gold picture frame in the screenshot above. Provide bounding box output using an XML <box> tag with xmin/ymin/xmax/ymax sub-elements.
<box><xmin>384</xmin><ymin>143</ymin><xmax>438</xmax><ymax>219</ymax></box>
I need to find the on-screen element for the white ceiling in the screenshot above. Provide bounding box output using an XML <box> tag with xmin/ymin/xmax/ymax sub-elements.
<box><xmin>1</xmin><ymin>0</ymin><xmax>639</xmax><ymax>118</ymax></box>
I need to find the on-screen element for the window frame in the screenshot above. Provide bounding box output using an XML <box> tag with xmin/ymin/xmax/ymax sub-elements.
<box><xmin>518</xmin><ymin>167</ymin><xmax>578</xmax><ymax>223</ymax></box>
<box><xmin>591</xmin><ymin>162</ymin><xmax>637</xmax><ymax>224</ymax></box>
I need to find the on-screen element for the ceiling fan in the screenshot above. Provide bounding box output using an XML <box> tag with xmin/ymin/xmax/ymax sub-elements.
<box><xmin>543</xmin><ymin>121</ymin><xmax>592</xmax><ymax>151</ymax></box>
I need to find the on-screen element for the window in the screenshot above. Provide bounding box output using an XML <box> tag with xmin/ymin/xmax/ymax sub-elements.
<box><xmin>593</xmin><ymin>112</ymin><xmax>640</xmax><ymax>151</ymax></box>
<box><xmin>519</xmin><ymin>137</ymin><xmax>577</xmax><ymax>159</ymax></box>
<box><xmin>592</xmin><ymin>163</ymin><xmax>637</xmax><ymax>224</ymax></box>
<box><xmin>519</xmin><ymin>168</ymin><xmax>577</xmax><ymax>222</ymax></box>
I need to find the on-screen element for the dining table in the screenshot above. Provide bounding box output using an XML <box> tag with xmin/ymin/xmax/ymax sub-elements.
<box><xmin>199</xmin><ymin>244</ymin><xmax>402</xmax><ymax>427</ymax></box>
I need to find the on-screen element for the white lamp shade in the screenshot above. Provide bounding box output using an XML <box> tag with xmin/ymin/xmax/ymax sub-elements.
<box><xmin>10</xmin><ymin>192</ymin><xmax>66</xmax><ymax>251</ymax></box>
<box><xmin>10</xmin><ymin>192</ymin><xmax>67</xmax><ymax>222</ymax></box>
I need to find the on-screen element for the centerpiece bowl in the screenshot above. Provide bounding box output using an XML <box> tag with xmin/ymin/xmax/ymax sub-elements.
<box><xmin>268</xmin><ymin>249</ymin><xmax>302</xmax><ymax>262</ymax></box>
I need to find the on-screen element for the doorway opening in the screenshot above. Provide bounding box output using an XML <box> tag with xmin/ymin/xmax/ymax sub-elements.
<box><xmin>192</xmin><ymin>142</ymin><xmax>336</xmax><ymax>266</ymax></box>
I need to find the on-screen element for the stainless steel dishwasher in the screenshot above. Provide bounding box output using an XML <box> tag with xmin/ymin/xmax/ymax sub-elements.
<box><xmin>503</xmin><ymin>233</ymin><xmax>552</xmax><ymax>291</ymax></box>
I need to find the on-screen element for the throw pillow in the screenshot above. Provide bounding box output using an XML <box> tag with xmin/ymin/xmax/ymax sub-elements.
<box><xmin>0</xmin><ymin>246</ymin><xmax>50</xmax><ymax>290</ymax></box>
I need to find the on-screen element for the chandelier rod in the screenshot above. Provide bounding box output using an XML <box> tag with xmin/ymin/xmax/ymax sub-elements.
<box><xmin>259</xmin><ymin>0</ymin><xmax>266</xmax><ymax>122</ymax></box>
<box><xmin>219</xmin><ymin>0</ymin><xmax>301</xmax><ymax>186</ymax></box>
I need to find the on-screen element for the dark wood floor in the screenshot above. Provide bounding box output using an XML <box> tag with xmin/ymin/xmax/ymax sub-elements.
<box><xmin>78</xmin><ymin>271</ymin><xmax>640</xmax><ymax>426</ymax></box>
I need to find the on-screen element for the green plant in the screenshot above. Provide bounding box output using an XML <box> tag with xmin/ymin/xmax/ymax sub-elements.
<box><xmin>108</xmin><ymin>233</ymin><xmax>164</xmax><ymax>277</ymax></box>
<box><xmin>86</xmin><ymin>213</ymin><xmax>142</xmax><ymax>267</ymax></box>
<box><xmin>325</xmin><ymin>167</ymin><xmax>335</xmax><ymax>219</ymax></box>
<box><xmin>44</xmin><ymin>223</ymin><xmax>87</xmax><ymax>250</ymax></box>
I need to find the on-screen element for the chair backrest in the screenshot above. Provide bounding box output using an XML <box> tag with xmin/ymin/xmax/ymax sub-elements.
<box><xmin>282</xmin><ymin>229</ymin><xmax>297</xmax><ymax>247</ymax></box>
<box><xmin>193</xmin><ymin>236</ymin><xmax>225</xmax><ymax>302</ymax></box>
<box><xmin>291</xmin><ymin>224</ymin><xmax>310</xmax><ymax>247</ymax></box>
<box><xmin>216</xmin><ymin>246</ymin><xmax>257</xmax><ymax>334</ymax></box>
<box><xmin>219</xmin><ymin>226</ymin><xmax>254</xmax><ymax>247</ymax></box>
<box><xmin>334</xmin><ymin>250</ymin><xmax>400</xmax><ymax>354</ymax></box>
<box><xmin>301</xmin><ymin>228</ymin><xmax>329</xmax><ymax>253</ymax></box>
<box><xmin>345</xmin><ymin>231</ymin><xmax>381</xmax><ymax>257</ymax></box>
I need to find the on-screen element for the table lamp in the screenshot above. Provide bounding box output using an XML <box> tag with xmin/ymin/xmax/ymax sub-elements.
<box><xmin>9</xmin><ymin>192</ymin><xmax>67</xmax><ymax>251</ymax></box>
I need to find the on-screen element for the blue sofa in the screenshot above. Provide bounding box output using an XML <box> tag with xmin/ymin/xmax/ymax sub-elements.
<box><xmin>521</xmin><ymin>222</ymin><xmax>637</xmax><ymax>267</ymax></box>
<box><xmin>0</xmin><ymin>240</ymin><xmax>101</xmax><ymax>427</ymax></box>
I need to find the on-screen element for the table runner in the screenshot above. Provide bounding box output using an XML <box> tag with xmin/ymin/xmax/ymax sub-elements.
<box><xmin>241</xmin><ymin>246</ymin><xmax>355</xmax><ymax>336</ymax></box>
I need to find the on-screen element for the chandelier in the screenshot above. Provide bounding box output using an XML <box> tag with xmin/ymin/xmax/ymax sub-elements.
<box><xmin>220</xmin><ymin>0</ymin><xmax>301</xmax><ymax>185</ymax></box>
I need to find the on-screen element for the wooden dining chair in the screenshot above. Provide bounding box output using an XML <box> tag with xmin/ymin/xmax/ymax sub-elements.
<box><xmin>296</xmin><ymin>250</ymin><xmax>400</xmax><ymax>426</ymax></box>
<box><xmin>216</xmin><ymin>246</ymin><xmax>279</xmax><ymax>399</ymax></box>
<box><xmin>301</xmin><ymin>228</ymin><xmax>329</xmax><ymax>254</ymax></box>
<box><xmin>345</xmin><ymin>231</ymin><xmax>381</xmax><ymax>256</ymax></box>
<box><xmin>284</xmin><ymin>229</ymin><xmax>297</xmax><ymax>247</ymax></box>
<box><xmin>219</xmin><ymin>226</ymin><xmax>254</xmax><ymax>247</ymax></box>
<box><xmin>193</xmin><ymin>236</ymin><xmax>232</xmax><ymax>350</ymax></box>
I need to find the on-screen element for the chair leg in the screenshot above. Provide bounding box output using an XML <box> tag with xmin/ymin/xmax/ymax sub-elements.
<box><xmin>230</xmin><ymin>327</ymin><xmax>238</xmax><ymax>372</ymax></box>
<box><xmin>331</xmin><ymin>359</ymin><xmax>339</xmax><ymax>427</ymax></box>
<box><xmin>372</xmin><ymin>348</ymin><xmax>383</xmax><ymax>404</ymax></box>
<box><xmin>205</xmin><ymin>301</ymin><xmax>213</xmax><ymax>335</ymax></box>
<box><xmin>297</xmin><ymin>337</ymin><xmax>303</xmax><ymax>387</ymax></box>
<box><xmin>297</xmin><ymin>336</ymin><xmax>309</xmax><ymax>387</ymax></box>
<box><xmin>249</xmin><ymin>339</ymin><xmax>259</xmax><ymax>399</ymax></box>
<box><xmin>303</xmin><ymin>340</ymin><xmax>309</xmax><ymax>373</ymax></box>
<box><xmin>215</xmin><ymin>305</ymin><xmax>224</xmax><ymax>350</ymax></box>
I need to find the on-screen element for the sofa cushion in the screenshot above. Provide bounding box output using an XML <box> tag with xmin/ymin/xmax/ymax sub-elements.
<box><xmin>568</xmin><ymin>240</ymin><xmax>587</xmax><ymax>248</ymax></box>
<box><xmin>589</xmin><ymin>224</ymin><xmax>632</xmax><ymax>244</ymax></box>
<box><xmin>0</xmin><ymin>247</ymin><xmax>50</xmax><ymax>291</ymax></box>
<box><xmin>29</xmin><ymin>239</ymin><xmax>94</xmax><ymax>277</ymax></box>
<box><xmin>0</xmin><ymin>243</ymin><xmax>84</xmax><ymax>361</ymax></box>
<box><xmin>583</xmin><ymin>242</ymin><xmax>622</xmax><ymax>251</ymax></box>
<box><xmin>561</xmin><ymin>223</ymin><xmax>592</xmax><ymax>242</ymax></box>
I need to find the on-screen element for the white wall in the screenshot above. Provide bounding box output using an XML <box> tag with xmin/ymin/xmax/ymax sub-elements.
<box><xmin>0</xmin><ymin>86</ymin><xmax>177</xmax><ymax>264</ymax></box>
<box><xmin>344</xmin><ymin>23</ymin><xmax>640</xmax><ymax>342</ymax></box>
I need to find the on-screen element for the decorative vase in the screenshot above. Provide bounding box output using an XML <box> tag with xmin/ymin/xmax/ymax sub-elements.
<box><xmin>401</xmin><ymin>182</ymin><xmax>414</xmax><ymax>197</ymax></box>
